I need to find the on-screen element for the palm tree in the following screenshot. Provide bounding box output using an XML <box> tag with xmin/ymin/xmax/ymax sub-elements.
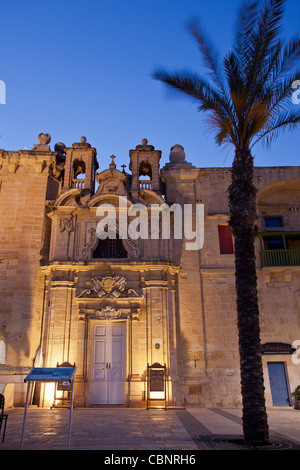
<box><xmin>153</xmin><ymin>0</ymin><xmax>300</xmax><ymax>446</ymax></box>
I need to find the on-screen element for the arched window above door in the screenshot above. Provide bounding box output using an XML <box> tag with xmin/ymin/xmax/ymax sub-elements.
<box><xmin>93</xmin><ymin>233</ymin><xmax>128</xmax><ymax>259</ymax></box>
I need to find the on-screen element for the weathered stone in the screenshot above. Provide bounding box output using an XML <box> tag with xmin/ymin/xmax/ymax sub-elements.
<box><xmin>0</xmin><ymin>137</ymin><xmax>299</xmax><ymax>409</ymax></box>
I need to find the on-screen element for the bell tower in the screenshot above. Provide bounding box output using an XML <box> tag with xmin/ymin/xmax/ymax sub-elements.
<box><xmin>129</xmin><ymin>139</ymin><xmax>161</xmax><ymax>199</ymax></box>
<box><xmin>61</xmin><ymin>136</ymin><xmax>98</xmax><ymax>194</ymax></box>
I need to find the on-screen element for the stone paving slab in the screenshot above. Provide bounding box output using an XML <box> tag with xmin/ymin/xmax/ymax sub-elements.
<box><xmin>0</xmin><ymin>406</ymin><xmax>299</xmax><ymax>452</ymax></box>
<box><xmin>0</xmin><ymin>408</ymin><xmax>200</xmax><ymax>450</ymax></box>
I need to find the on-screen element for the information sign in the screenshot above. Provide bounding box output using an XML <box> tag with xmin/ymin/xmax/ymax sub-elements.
<box><xmin>24</xmin><ymin>367</ymin><xmax>76</xmax><ymax>383</ymax></box>
<box><xmin>149</xmin><ymin>369</ymin><xmax>164</xmax><ymax>392</ymax></box>
<box><xmin>20</xmin><ymin>366</ymin><xmax>76</xmax><ymax>450</ymax></box>
<box><xmin>147</xmin><ymin>363</ymin><xmax>167</xmax><ymax>409</ymax></box>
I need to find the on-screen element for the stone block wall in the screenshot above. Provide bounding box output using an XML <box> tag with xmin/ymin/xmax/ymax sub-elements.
<box><xmin>0</xmin><ymin>149</ymin><xmax>61</xmax><ymax>404</ymax></box>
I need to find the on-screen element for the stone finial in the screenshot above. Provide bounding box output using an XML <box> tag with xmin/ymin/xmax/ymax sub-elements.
<box><xmin>72</xmin><ymin>136</ymin><xmax>91</xmax><ymax>149</ymax></box>
<box><xmin>38</xmin><ymin>133</ymin><xmax>51</xmax><ymax>145</ymax></box>
<box><xmin>134</xmin><ymin>138</ymin><xmax>154</xmax><ymax>151</ymax></box>
<box><xmin>32</xmin><ymin>133</ymin><xmax>51</xmax><ymax>151</ymax></box>
<box><xmin>169</xmin><ymin>144</ymin><xmax>186</xmax><ymax>163</ymax></box>
<box><xmin>163</xmin><ymin>144</ymin><xmax>195</xmax><ymax>169</ymax></box>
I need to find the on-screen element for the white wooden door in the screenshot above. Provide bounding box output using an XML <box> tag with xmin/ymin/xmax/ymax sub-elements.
<box><xmin>90</xmin><ymin>322</ymin><xmax>126</xmax><ymax>405</ymax></box>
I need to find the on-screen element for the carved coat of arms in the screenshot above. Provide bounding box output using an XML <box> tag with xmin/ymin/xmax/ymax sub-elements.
<box><xmin>78</xmin><ymin>275</ymin><xmax>141</xmax><ymax>299</ymax></box>
<box><xmin>92</xmin><ymin>275</ymin><xmax>126</xmax><ymax>298</ymax></box>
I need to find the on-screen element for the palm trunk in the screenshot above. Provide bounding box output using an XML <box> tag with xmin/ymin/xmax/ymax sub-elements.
<box><xmin>228</xmin><ymin>147</ymin><xmax>269</xmax><ymax>446</ymax></box>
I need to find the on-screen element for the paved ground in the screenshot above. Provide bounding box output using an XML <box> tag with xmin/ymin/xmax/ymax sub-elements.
<box><xmin>1</xmin><ymin>406</ymin><xmax>300</xmax><ymax>451</ymax></box>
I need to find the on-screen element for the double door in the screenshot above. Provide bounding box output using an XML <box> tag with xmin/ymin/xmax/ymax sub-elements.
<box><xmin>90</xmin><ymin>322</ymin><xmax>126</xmax><ymax>405</ymax></box>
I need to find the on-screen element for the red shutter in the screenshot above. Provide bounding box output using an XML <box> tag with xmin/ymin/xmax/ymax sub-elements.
<box><xmin>218</xmin><ymin>225</ymin><xmax>234</xmax><ymax>254</ymax></box>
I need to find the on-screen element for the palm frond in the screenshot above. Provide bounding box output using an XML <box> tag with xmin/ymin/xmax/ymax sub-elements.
<box><xmin>233</xmin><ymin>0</ymin><xmax>259</xmax><ymax>74</ymax></box>
<box><xmin>266</xmin><ymin>35</ymin><xmax>300</xmax><ymax>90</ymax></box>
<box><xmin>223</xmin><ymin>51</ymin><xmax>244</xmax><ymax>95</ymax></box>
<box><xmin>264</xmin><ymin>70</ymin><xmax>300</xmax><ymax>116</ymax></box>
<box><xmin>152</xmin><ymin>69</ymin><xmax>230</xmax><ymax>115</ymax></box>
<box><xmin>251</xmin><ymin>108</ymin><xmax>300</xmax><ymax>148</ymax></box>
<box><xmin>242</xmin><ymin>0</ymin><xmax>285</xmax><ymax>92</ymax></box>
<box><xmin>152</xmin><ymin>68</ymin><xmax>238</xmax><ymax>146</ymax></box>
<box><xmin>187</xmin><ymin>19</ymin><xmax>225</xmax><ymax>93</ymax></box>
<box><xmin>223</xmin><ymin>51</ymin><xmax>245</xmax><ymax>126</ymax></box>
<box><xmin>153</xmin><ymin>0</ymin><xmax>300</xmax><ymax>153</ymax></box>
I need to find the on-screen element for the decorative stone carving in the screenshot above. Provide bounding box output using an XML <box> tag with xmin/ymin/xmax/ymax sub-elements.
<box><xmin>82</xmin><ymin>227</ymin><xmax>97</xmax><ymax>257</ymax></box>
<box><xmin>77</xmin><ymin>275</ymin><xmax>142</xmax><ymax>299</ymax></box>
<box><xmin>122</xmin><ymin>235</ymin><xmax>140</xmax><ymax>259</ymax></box>
<box><xmin>96</xmin><ymin>306</ymin><xmax>121</xmax><ymax>319</ymax></box>
<box><xmin>93</xmin><ymin>275</ymin><xmax>126</xmax><ymax>298</ymax></box>
<box><xmin>59</xmin><ymin>215</ymin><xmax>74</xmax><ymax>232</ymax></box>
<box><xmin>95</xmin><ymin>170</ymin><xmax>128</xmax><ymax>196</ymax></box>
<box><xmin>38</xmin><ymin>133</ymin><xmax>51</xmax><ymax>145</ymax></box>
<box><xmin>78</xmin><ymin>307</ymin><xmax>139</xmax><ymax>321</ymax></box>
<box><xmin>32</xmin><ymin>133</ymin><xmax>51</xmax><ymax>151</ymax></box>
<box><xmin>105</xmin><ymin>181</ymin><xmax>119</xmax><ymax>192</ymax></box>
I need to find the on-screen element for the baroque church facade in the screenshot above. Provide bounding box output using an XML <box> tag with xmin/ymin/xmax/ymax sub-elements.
<box><xmin>0</xmin><ymin>133</ymin><xmax>300</xmax><ymax>408</ymax></box>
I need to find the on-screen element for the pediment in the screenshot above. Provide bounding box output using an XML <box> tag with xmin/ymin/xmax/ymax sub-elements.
<box><xmin>95</xmin><ymin>168</ymin><xmax>128</xmax><ymax>197</ymax></box>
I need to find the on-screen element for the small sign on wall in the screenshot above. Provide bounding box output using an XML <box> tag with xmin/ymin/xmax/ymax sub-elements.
<box><xmin>262</xmin><ymin>342</ymin><xmax>296</xmax><ymax>355</ymax></box>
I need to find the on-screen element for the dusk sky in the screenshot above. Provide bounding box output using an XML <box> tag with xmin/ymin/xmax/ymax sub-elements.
<box><xmin>1</xmin><ymin>0</ymin><xmax>299</xmax><ymax>172</ymax></box>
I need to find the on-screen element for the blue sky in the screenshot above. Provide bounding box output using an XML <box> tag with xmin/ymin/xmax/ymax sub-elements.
<box><xmin>0</xmin><ymin>0</ymin><xmax>299</xmax><ymax>172</ymax></box>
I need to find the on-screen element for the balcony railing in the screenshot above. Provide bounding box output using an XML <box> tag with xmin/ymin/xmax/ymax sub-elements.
<box><xmin>260</xmin><ymin>249</ymin><xmax>300</xmax><ymax>267</ymax></box>
<box><xmin>140</xmin><ymin>179</ymin><xmax>152</xmax><ymax>190</ymax></box>
<box><xmin>73</xmin><ymin>179</ymin><xmax>85</xmax><ymax>189</ymax></box>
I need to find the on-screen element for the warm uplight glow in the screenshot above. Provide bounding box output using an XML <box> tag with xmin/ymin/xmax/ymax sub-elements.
<box><xmin>44</xmin><ymin>383</ymin><xmax>55</xmax><ymax>407</ymax></box>
<box><xmin>149</xmin><ymin>391</ymin><xmax>165</xmax><ymax>399</ymax></box>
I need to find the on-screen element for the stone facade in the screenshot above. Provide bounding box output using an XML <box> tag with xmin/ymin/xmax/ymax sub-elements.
<box><xmin>0</xmin><ymin>135</ymin><xmax>299</xmax><ymax>408</ymax></box>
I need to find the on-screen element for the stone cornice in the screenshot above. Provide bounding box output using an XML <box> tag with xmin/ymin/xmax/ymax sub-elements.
<box><xmin>40</xmin><ymin>260</ymin><xmax>180</xmax><ymax>275</ymax></box>
<box><xmin>0</xmin><ymin>149</ymin><xmax>60</xmax><ymax>175</ymax></box>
